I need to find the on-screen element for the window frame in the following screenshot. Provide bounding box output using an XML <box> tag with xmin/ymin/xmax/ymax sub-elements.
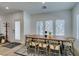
<box><xmin>36</xmin><ymin>19</ymin><xmax>65</xmax><ymax>36</ymax></box>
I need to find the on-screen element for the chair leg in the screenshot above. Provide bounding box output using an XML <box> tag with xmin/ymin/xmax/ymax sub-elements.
<box><xmin>59</xmin><ymin>50</ymin><xmax>61</xmax><ymax>56</ymax></box>
<box><xmin>45</xmin><ymin>47</ymin><xmax>47</xmax><ymax>56</ymax></box>
<box><xmin>34</xmin><ymin>46</ymin><xmax>37</xmax><ymax>56</ymax></box>
<box><xmin>48</xmin><ymin>46</ymin><xmax>50</xmax><ymax>56</ymax></box>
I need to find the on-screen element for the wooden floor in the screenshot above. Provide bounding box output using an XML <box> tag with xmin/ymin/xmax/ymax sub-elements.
<box><xmin>0</xmin><ymin>43</ymin><xmax>23</xmax><ymax>56</ymax></box>
<box><xmin>0</xmin><ymin>43</ymin><xmax>75</xmax><ymax>56</ymax></box>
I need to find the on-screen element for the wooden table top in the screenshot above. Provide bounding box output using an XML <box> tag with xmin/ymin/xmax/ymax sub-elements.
<box><xmin>25</xmin><ymin>35</ymin><xmax>74</xmax><ymax>42</ymax></box>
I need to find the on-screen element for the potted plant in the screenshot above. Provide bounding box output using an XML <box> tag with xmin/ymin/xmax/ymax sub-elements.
<box><xmin>49</xmin><ymin>32</ymin><xmax>52</xmax><ymax>38</ymax></box>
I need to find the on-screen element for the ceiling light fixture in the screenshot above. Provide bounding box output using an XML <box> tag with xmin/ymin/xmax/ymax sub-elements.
<box><xmin>42</xmin><ymin>5</ymin><xmax>47</xmax><ymax>9</ymax></box>
<box><xmin>42</xmin><ymin>1</ymin><xmax>47</xmax><ymax>9</ymax></box>
<box><xmin>5</xmin><ymin>7</ymin><xmax>9</xmax><ymax>10</ymax></box>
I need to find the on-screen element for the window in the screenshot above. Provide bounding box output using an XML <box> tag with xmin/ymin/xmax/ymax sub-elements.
<box><xmin>55</xmin><ymin>20</ymin><xmax>65</xmax><ymax>36</ymax></box>
<box><xmin>0</xmin><ymin>18</ymin><xmax>4</xmax><ymax>34</ymax></box>
<box><xmin>45</xmin><ymin>20</ymin><xmax>53</xmax><ymax>35</ymax></box>
<box><xmin>77</xmin><ymin>15</ymin><xmax>79</xmax><ymax>39</ymax></box>
<box><xmin>36</xmin><ymin>20</ymin><xmax>65</xmax><ymax>36</ymax></box>
<box><xmin>0</xmin><ymin>18</ymin><xmax>2</xmax><ymax>34</ymax></box>
<box><xmin>36</xmin><ymin>21</ymin><xmax>44</xmax><ymax>35</ymax></box>
<box><xmin>15</xmin><ymin>21</ymin><xmax>20</xmax><ymax>40</ymax></box>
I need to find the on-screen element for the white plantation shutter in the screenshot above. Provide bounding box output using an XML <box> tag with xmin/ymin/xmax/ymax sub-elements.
<box><xmin>55</xmin><ymin>20</ymin><xmax>65</xmax><ymax>36</ymax></box>
<box><xmin>77</xmin><ymin>15</ymin><xmax>79</xmax><ymax>39</ymax></box>
<box><xmin>45</xmin><ymin>20</ymin><xmax>53</xmax><ymax>35</ymax></box>
<box><xmin>36</xmin><ymin>21</ymin><xmax>44</xmax><ymax>35</ymax></box>
<box><xmin>36</xmin><ymin>20</ymin><xmax>65</xmax><ymax>36</ymax></box>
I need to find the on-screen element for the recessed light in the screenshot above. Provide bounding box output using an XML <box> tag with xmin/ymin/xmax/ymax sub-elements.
<box><xmin>5</xmin><ymin>7</ymin><xmax>9</xmax><ymax>10</ymax></box>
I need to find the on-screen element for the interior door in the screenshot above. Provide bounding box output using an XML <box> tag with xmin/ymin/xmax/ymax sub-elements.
<box><xmin>15</xmin><ymin>21</ymin><xmax>20</xmax><ymax>41</ymax></box>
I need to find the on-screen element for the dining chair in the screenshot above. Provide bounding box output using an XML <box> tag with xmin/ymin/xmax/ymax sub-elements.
<box><xmin>27</xmin><ymin>38</ymin><xmax>38</xmax><ymax>55</ymax></box>
<box><xmin>49</xmin><ymin>40</ymin><xmax>61</xmax><ymax>56</ymax></box>
<box><xmin>38</xmin><ymin>39</ymin><xmax>48</xmax><ymax>56</ymax></box>
<box><xmin>63</xmin><ymin>37</ymin><xmax>75</xmax><ymax>55</ymax></box>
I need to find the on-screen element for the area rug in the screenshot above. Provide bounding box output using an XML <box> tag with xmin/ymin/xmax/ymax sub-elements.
<box><xmin>3</xmin><ymin>42</ymin><xmax>21</xmax><ymax>49</ymax></box>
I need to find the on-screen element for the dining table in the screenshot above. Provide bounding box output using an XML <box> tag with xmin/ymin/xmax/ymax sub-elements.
<box><xmin>25</xmin><ymin>35</ymin><xmax>75</xmax><ymax>55</ymax></box>
<box><xmin>25</xmin><ymin>35</ymin><xmax>74</xmax><ymax>42</ymax></box>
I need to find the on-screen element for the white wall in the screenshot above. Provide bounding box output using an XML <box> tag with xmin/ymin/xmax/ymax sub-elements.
<box><xmin>31</xmin><ymin>10</ymin><xmax>72</xmax><ymax>37</ymax></box>
<box><xmin>5</xmin><ymin>12</ymin><xmax>24</xmax><ymax>43</ymax></box>
<box><xmin>23</xmin><ymin>11</ymin><xmax>31</xmax><ymax>44</ymax></box>
<box><xmin>24</xmin><ymin>11</ymin><xmax>31</xmax><ymax>35</ymax></box>
<box><xmin>0</xmin><ymin>11</ymin><xmax>31</xmax><ymax>44</ymax></box>
<box><xmin>72</xmin><ymin>4</ymin><xmax>79</xmax><ymax>38</ymax></box>
<box><xmin>0</xmin><ymin>15</ymin><xmax>6</xmax><ymax>35</ymax></box>
<box><xmin>72</xmin><ymin>3</ymin><xmax>79</xmax><ymax>55</ymax></box>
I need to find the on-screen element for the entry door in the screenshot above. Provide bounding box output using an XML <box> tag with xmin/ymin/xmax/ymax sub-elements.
<box><xmin>15</xmin><ymin>21</ymin><xmax>20</xmax><ymax>41</ymax></box>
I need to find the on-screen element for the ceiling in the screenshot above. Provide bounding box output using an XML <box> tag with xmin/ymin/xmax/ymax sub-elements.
<box><xmin>0</xmin><ymin>2</ymin><xmax>77</xmax><ymax>15</ymax></box>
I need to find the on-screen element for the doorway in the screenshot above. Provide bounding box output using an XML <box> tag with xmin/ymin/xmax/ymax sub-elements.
<box><xmin>15</xmin><ymin>21</ymin><xmax>20</xmax><ymax>41</ymax></box>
